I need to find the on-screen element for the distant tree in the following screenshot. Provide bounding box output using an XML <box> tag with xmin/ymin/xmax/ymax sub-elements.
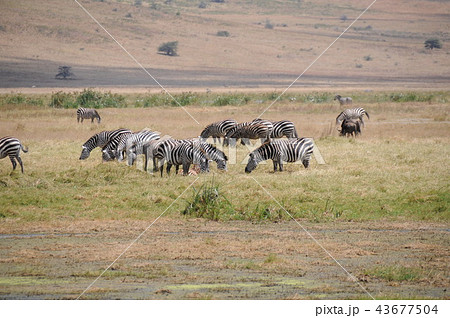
<box><xmin>265</xmin><ymin>19</ymin><xmax>274</xmax><ymax>29</ymax></box>
<box><xmin>211</xmin><ymin>0</ymin><xmax>225</xmax><ymax>3</ymax></box>
<box><xmin>199</xmin><ymin>2</ymin><xmax>207</xmax><ymax>8</ymax></box>
<box><xmin>158</xmin><ymin>41</ymin><xmax>178</xmax><ymax>56</ymax></box>
<box><xmin>340</xmin><ymin>15</ymin><xmax>348</xmax><ymax>22</ymax></box>
<box><xmin>55</xmin><ymin>66</ymin><xmax>74</xmax><ymax>79</ymax></box>
<box><xmin>216</xmin><ymin>30</ymin><xmax>230</xmax><ymax>37</ymax></box>
<box><xmin>424</xmin><ymin>38</ymin><xmax>442</xmax><ymax>50</ymax></box>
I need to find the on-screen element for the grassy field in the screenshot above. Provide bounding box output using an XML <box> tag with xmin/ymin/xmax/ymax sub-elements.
<box><xmin>0</xmin><ymin>90</ymin><xmax>449</xmax><ymax>299</ymax></box>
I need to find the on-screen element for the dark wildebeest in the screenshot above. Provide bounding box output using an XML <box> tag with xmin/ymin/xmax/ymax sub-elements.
<box><xmin>339</xmin><ymin>119</ymin><xmax>361</xmax><ymax>137</ymax></box>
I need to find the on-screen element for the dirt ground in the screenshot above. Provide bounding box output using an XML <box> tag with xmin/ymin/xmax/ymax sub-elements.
<box><xmin>0</xmin><ymin>218</ymin><xmax>448</xmax><ymax>300</ymax></box>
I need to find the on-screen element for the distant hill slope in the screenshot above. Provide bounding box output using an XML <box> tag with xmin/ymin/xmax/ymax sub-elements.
<box><xmin>0</xmin><ymin>0</ymin><xmax>449</xmax><ymax>89</ymax></box>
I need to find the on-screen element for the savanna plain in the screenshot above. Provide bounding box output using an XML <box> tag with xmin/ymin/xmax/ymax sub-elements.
<box><xmin>0</xmin><ymin>90</ymin><xmax>448</xmax><ymax>299</ymax></box>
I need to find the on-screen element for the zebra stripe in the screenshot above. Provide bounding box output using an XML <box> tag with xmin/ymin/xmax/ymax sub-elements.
<box><xmin>80</xmin><ymin>128</ymin><xmax>131</xmax><ymax>160</ymax></box>
<box><xmin>77</xmin><ymin>107</ymin><xmax>101</xmax><ymax>123</ymax></box>
<box><xmin>224</xmin><ymin>121</ymin><xmax>271</xmax><ymax>146</ymax></box>
<box><xmin>334</xmin><ymin>95</ymin><xmax>353</xmax><ymax>106</ymax></box>
<box><xmin>336</xmin><ymin>108</ymin><xmax>370</xmax><ymax>126</ymax></box>
<box><xmin>154</xmin><ymin>138</ymin><xmax>184</xmax><ymax>175</ymax></box>
<box><xmin>161</xmin><ymin>140</ymin><xmax>209</xmax><ymax>176</ymax></box>
<box><xmin>200</xmin><ymin>119</ymin><xmax>238</xmax><ymax>143</ymax></box>
<box><xmin>101</xmin><ymin>131</ymin><xmax>133</xmax><ymax>162</ymax></box>
<box><xmin>245</xmin><ymin>138</ymin><xmax>314</xmax><ymax>173</ymax></box>
<box><xmin>0</xmin><ymin>137</ymin><xmax>28</xmax><ymax>173</ymax></box>
<box><xmin>126</xmin><ymin>130</ymin><xmax>161</xmax><ymax>166</ymax></box>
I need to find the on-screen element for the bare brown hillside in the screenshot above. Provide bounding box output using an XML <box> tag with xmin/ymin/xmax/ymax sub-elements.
<box><xmin>0</xmin><ymin>0</ymin><xmax>449</xmax><ymax>89</ymax></box>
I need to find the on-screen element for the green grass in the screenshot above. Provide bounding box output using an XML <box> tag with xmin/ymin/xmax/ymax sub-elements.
<box><xmin>363</xmin><ymin>265</ymin><xmax>423</xmax><ymax>282</ymax></box>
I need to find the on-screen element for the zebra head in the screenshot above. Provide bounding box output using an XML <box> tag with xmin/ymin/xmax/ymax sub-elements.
<box><xmin>79</xmin><ymin>146</ymin><xmax>90</xmax><ymax>160</ymax></box>
<box><xmin>334</xmin><ymin>95</ymin><xmax>341</xmax><ymax>101</ymax></box>
<box><xmin>245</xmin><ymin>153</ymin><xmax>258</xmax><ymax>173</ymax></box>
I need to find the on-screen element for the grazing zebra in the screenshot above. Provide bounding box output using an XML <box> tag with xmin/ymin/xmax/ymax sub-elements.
<box><xmin>77</xmin><ymin>107</ymin><xmax>101</xmax><ymax>123</ymax></box>
<box><xmin>339</xmin><ymin>119</ymin><xmax>361</xmax><ymax>137</ymax></box>
<box><xmin>253</xmin><ymin>119</ymin><xmax>298</xmax><ymax>139</ymax></box>
<box><xmin>0</xmin><ymin>137</ymin><xmax>28</xmax><ymax>173</ymax></box>
<box><xmin>224</xmin><ymin>121</ymin><xmax>271</xmax><ymax>146</ymax></box>
<box><xmin>200</xmin><ymin>119</ymin><xmax>238</xmax><ymax>143</ymax></box>
<box><xmin>154</xmin><ymin>138</ymin><xmax>184</xmax><ymax>175</ymax></box>
<box><xmin>102</xmin><ymin>131</ymin><xmax>133</xmax><ymax>161</ymax></box>
<box><xmin>334</xmin><ymin>95</ymin><xmax>353</xmax><ymax>106</ymax></box>
<box><xmin>80</xmin><ymin>128</ymin><xmax>131</xmax><ymax>160</ymax></box>
<box><xmin>191</xmin><ymin>139</ymin><xmax>228</xmax><ymax>171</ymax></box>
<box><xmin>245</xmin><ymin>138</ymin><xmax>314</xmax><ymax>173</ymax></box>
<box><xmin>336</xmin><ymin>107</ymin><xmax>370</xmax><ymax>127</ymax></box>
<box><xmin>126</xmin><ymin>130</ymin><xmax>161</xmax><ymax>166</ymax></box>
<box><xmin>162</xmin><ymin>140</ymin><xmax>209</xmax><ymax>176</ymax></box>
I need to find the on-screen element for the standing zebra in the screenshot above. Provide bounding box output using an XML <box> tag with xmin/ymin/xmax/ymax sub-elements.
<box><xmin>154</xmin><ymin>138</ymin><xmax>184</xmax><ymax>175</ymax></box>
<box><xmin>126</xmin><ymin>130</ymin><xmax>161</xmax><ymax>166</ymax></box>
<box><xmin>200</xmin><ymin>119</ymin><xmax>238</xmax><ymax>144</ymax></box>
<box><xmin>80</xmin><ymin>128</ymin><xmax>131</xmax><ymax>160</ymax></box>
<box><xmin>245</xmin><ymin>138</ymin><xmax>314</xmax><ymax>173</ymax></box>
<box><xmin>0</xmin><ymin>137</ymin><xmax>28</xmax><ymax>173</ymax></box>
<box><xmin>161</xmin><ymin>140</ymin><xmax>209</xmax><ymax>176</ymax></box>
<box><xmin>77</xmin><ymin>107</ymin><xmax>101</xmax><ymax>123</ymax></box>
<box><xmin>224</xmin><ymin>121</ymin><xmax>271</xmax><ymax>146</ymax></box>
<box><xmin>334</xmin><ymin>95</ymin><xmax>353</xmax><ymax>106</ymax></box>
<box><xmin>336</xmin><ymin>108</ymin><xmax>370</xmax><ymax>127</ymax></box>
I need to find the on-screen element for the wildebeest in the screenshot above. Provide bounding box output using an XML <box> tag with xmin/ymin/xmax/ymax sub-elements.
<box><xmin>339</xmin><ymin>119</ymin><xmax>361</xmax><ymax>137</ymax></box>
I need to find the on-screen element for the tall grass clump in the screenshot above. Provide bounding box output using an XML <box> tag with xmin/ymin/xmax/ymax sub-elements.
<box><xmin>212</xmin><ymin>94</ymin><xmax>251</xmax><ymax>106</ymax></box>
<box><xmin>363</xmin><ymin>265</ymin><xmax>423</xmax><ymax>282</ymax></box>
<box><xmin>182</xmin><ymin>180</ymin><xmax>234</xmax><ymax>221</ymax></box>
<box><xmin>0</xmin><ymin>94</ymin><xmax>45</xmax><ymax>106</ymax></box>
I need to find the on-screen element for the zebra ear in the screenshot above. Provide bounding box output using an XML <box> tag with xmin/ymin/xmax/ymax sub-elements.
<box><xmin>249</xmin><ymin>153</ymin><xmax>254</xmax><ymax>158</ymax></box>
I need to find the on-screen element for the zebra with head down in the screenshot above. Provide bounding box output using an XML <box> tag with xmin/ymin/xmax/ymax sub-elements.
<box><xmin>224</xmin><ymin>121</ymin><xmax>271</xmax><ymax>146</ymax></box>
<box><xmin>161</xmin><ymin>140</ymin><xmax>209</xmax><ymax>176</ymax></box>
<box><xmin>336</xmin><ymin>107</ymin><xmax>370</xmax><ymax>127</ymax></box>
<box><xmin>0</xmin><ymin>136</ymin><xmax>28</xmax><ymax>173</ymax></box>
<box><xmin>245</xmin><ymin>138</ymin><xmax>314</xmax><ymax>173</ymax></box>
<box><xmin>77</xmin><ymin>107</ymin><xmax>101</xmax><ymax>123</ymax></box>
<box><xmin>80</xmin><ymin>128</ymin><xmax>132</xmax><ymax>160</ymax></box>
<box><xmin>200</xmin><ymin>119</ymin><xmax>237</xmax><ymax>144</ymax></box>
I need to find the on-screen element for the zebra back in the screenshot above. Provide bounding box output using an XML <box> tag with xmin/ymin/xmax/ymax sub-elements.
<box><xmin>224</xmin><ymin>121</ymin><xmax>271</xmax><ymax>146</ymax></box>
<box><xmin>271</xmin><ymin>120</ymin><xmax>298</xmax><ymax>139</ymax></box>
<box><xmin>127</xmin><ymin>130</ymin><xmax>161</xmax><ymax>166</ymax></box>
<box><xmin>336</xmin><ymin>108</ymin><xmax>369</xmax><ymax>125</ymax></box>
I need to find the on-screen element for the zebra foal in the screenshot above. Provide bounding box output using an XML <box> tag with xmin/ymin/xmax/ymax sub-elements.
<box><xmin>245</xmin><ymin>138</ymin><xmax>314</xmax><ymax>173</ymax></box>
<box><xmin>0</xmin><ymin>137</ymin><xmax>28</xmax><ymax>173</ymax></box>
<box><xmin>77</xmin><ymin>107</ymin><xmax>101</xmax><ymax>123</ymax></box>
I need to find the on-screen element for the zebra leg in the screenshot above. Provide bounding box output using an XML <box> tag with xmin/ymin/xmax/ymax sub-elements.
<box><xmin>77</xmin><ymin>116</ymin><xmax>80</xmax><ymax>123</ymax></box>
<box><xmin>9</xmin><ymin>156</ymin><xmax>17</xmax><ymax>171</ymax></box>
<box><xmin>16</xmin><ymin>156</ymin><xmax>24</xmax><ymax>173</ymax></box>
<box><xmin>166</xmin><ymin>163</ymin><xmax>172</xmax><ymax>176</ymax></box>
<box><xmin>272</xmin><ymin>160</ymin><xmax>278</xmax><ymax>172</ymax></box>
<box><xmin>91</xmin><ymin>117</ymin><xmax>94</xmax><ymax>123</ymax></box>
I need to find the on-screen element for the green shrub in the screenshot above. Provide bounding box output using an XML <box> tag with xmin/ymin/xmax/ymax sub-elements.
<box><xmin>182</xmin><ymin>180</ymin><xmax>233</xmax><ymax>221</ymax></box>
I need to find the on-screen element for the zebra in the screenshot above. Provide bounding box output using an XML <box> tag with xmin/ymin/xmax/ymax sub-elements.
<box><xmin>80</xmin><ymin>128</ymin><xmax>131</xmax><ymax>160</ymax></box>
<box><xmin>200</xmin><ymin>119</ymin><xmax>238</xmax><ymax>144</ymax></box>
<box><xmin>102</xmin><ymin>131</ymin><xmax>133</xmax><ymax>161</ymax></box>
<box><xmin>0</xmin><ymin>137</ymin><xmax>28</xmax><ymax>173</ymax></box>
<box><xmin>143</xmin><ymin>139</ymin><xmax>166</xmax><ymax>172</ymax></box>
<box><xmin>126</xmin><ymin>130</ymin><xmax>161</xmax><ymax>166</ymax></box>
<box><xmin>154</xmin><ymin>138</ymin><xmax>184</xmax><ymax>175</ymax></box>
<box><xmin>161</xmin><ymin>140</ymin><xmax>209</xmax><ymax>176</ymax></box>
<box><xmin>190</xmin><ymin>139</ymin><xmax>228</xmax><ymax>171</ymax></box>
<box><xmin>334</xmin><ymin>95</ymin><xmax>353</xmax><ymax>106</ymax></box>
<box><xmin>336</xmin><ymin>108</ymin><xmax>370</xmax><ymax>127</ymax></box>
<box><xmin>254</xmin><ymin>119</ymin><xmax>298</xmax><ymax>139</ymax></box>
<box><xmin>77</xmin><ymin>107</ymin><xmax>101</xmax><ymax>123</ymax></box>
<box><xmin>224</xmin><ymin>121</ymin><xmax>271</xmax><ymax>146</ymax></box>
<box><xmin>245</xmin><ymin>138</ymin><xmax>314</xmax><ymax>173</ymax></box>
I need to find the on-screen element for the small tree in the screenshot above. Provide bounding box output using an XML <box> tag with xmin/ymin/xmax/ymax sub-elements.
<box><xmin>55</xmin><ymin>66</ymin><xmax>74</xmax><ymax>79</ymax></box>
<box><xmin>424</xmin><ymin>38</ymin><xmax>442</xmax><ymax>50</ymax></box>
<box><xmin>158</xmin><ymin>41</ymin><xmax>178</xmax><ymax>56</ymax></box>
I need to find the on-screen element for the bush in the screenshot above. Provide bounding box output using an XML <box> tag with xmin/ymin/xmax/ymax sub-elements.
<box><xmin>216</xmin><ymin>30</ymin><xmax>230</xmax><ymax>37</ymax></box>
<box><xmin>424</xmin><ymin>38</ymin><xmax>442</xmax><ymax>50</ymax></box>
<box><xmin>50</xmin><ymin>89</ymin><xmax>126</xmax><ymax>109</ymax></box>
<box><xmin>158</xmin><ymin>41</ymin><xmax>178</xmax><ymax>56</ymax></box>
<box><xmin>182</xmin><ymin>180</ymin><xmax>233</xmax><ymax>221</ymax></box>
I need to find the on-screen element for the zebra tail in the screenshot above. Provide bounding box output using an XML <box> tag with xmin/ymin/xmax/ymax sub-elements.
<box><xmin>365</xmin><ymin>111</ymin><xmax>370</xmax><ymax>119</ymax></box>
<box><xmin>21</xmin><ymin>144</ymin><xmax>29</xmax><ymax>153</ymax></box>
